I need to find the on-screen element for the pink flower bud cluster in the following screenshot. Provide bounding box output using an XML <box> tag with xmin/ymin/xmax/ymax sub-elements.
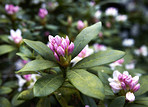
<box><xmin>77</xmin><ymin>20</ymin><xmax>85</xmax><ymax>30</ymax></box>
<box><xmin>5</xmin><ymin>4</ymin><xmax>19</xmax><ymax>15</ymax></box>
<box><xmin>10</xmin><ymin>29</ymin><xmax>22</xmax><ymax>44</ymax></box>
<box><xmin>108</xmin><ymin>70</ymin><xmax>140</xmax><ymax>102</ymax></box>
<box><xmin>47</xmin><ymin>35</ymin><xmax>74</xmax><ymax>61</ymax></box>
<box><xmin>38</xmin><ymin>8</ymin><xmax>48</xmax><ymax>19</ymax></box>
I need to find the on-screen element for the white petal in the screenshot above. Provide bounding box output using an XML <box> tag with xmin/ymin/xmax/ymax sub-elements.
<box><xmin>10</xmin><ymin>29</ymin><xmax>16</xmax><ymax>37</ymax></box>
<box><xmin>126</xmin><ymin>92</ymin><xmax>135</xmax><ymax>102</ymax></box>
<box><xmin>16</xmin><ymin>29</ymin><xmax>22</xmax><ymax>37</ymax></box>
<box><xmin>123</xmin><ymin>71</ymin><xmax>129</xmax><ymax>76</ymax></box>
<box><xmin>113</xmin><ymin>70</ymin><xmax>121</xmax><ymax>79</ymax></box>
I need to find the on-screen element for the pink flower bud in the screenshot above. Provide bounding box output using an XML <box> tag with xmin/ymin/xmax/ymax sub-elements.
<box><xmin>57</xmin><ymin>46</ymin><xmax>65</xmax><ymax>56</ymax></box>
<box><xmin>48</xmin><ymin>35</ymin><xmax>55</xmax><ymax>43</ymax></box>
<box><xmin>118</xmin><ymin>74</ymin><xmax>122</xmax><ymax>82</ymax></box>
<box><xmin>122</xmin><ymin>74</ymin><xmax>128</xmax><ymax>81</ymax></box>
<box><xmin>61</xmin><ymin>39</ymin><xmax>67</xmax><ymax>50</ymax></box>
<box><xmin>65</xmin><ymin>36</ymin><xmax>70</xmax><ymax>46</ymax></box>
<box><xmin>38</xmin><ymin>8</ymin><xmax>48</xmax><ymax>19</ymax></box>
<box><xmin>54</xmin><ymin>52</ymin><xmax>59</xmax><ymax>61</ymax></box>
<box><xmin>125</xmin><ymin>75</ymin><xmax>132</xmax><ymax>85</ymax></box>
<box><xmin>77</xmin><ymin>20</ymin><xmax>85</xmax><ymax>30</ymax></box>
<box><xmin>68</xmin><ymin>42</ymin><xmax>74</xmax><ymax>55</ymax></box>
<box><xmin>126</xmin><ymin>92</ymin><xmax>135</xmax><ymax>102</ymax></box>
<box><xmin>133</xmin><ymin>83</ymin><xmax>140</xmax><ymax>92</ymax></box>
<box><xmin>132</xmin><ymin>76</ymin><xmax>139</xmax><ymax>85</ymax></box>
<box><xmin>54</xmin><ymin>43</ymin><xmax>58</xmax><ymax>51</ymax></box>
<box><xmin>5</xmin><ymin>4</ymin><xmax>19</xmax><ymax>15</ymax></box>
<box><xmin>55</xmin><ymin>35</ymin><xmax>62</xmax><ymax>45</ymax></box>
<box><xmin>85</xmin><ymin>105</ymin><xmax>90</xmax><ymax>107</ymax></box>
<box><xmin>121</xmin><ymin>82</ymin><xmax>126</xmax><ymax>90</ymax></box>
<box><xmin>48</xmin><ymin>43</ymin><xmax>54</xmax><ymax>52</ymax></box>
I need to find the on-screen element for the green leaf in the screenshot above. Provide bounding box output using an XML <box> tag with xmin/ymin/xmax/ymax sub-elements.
<box><xmin>45</xmin><ymin>24</ymin><xmax>59</xmax><ymax>30</ymax></box>
<box><xmin>0</xmin><ymin>87</ymin><xmax>12</xmax><ymax>95</ymax></box>
<box><xmin>11</xmin><ymin>93</ymin><xmax>25</xmax><ymax>106</ymax></box>
<box><xmin>73</xmin><ymin>50</ymin><xmax>125</xmax><ymax>69</ymax></box>
<box><xmin>0</xmin><ymin>45</ymin><xmax>16</xmax><ymax>55</ymax></box>
<box><xmin>17</xmin><ymin>60</ymin><xmax>58</xmax><ymax>75</ymax></box>
<box><xmin>23</xmin><ymin>39</ymin><xmax>56</xmax><ymax>61</ymax></box>
<box><xmin>135</xmin><ymin>76</ymin><xmax>148</xmax><ymax>96</ymax></box>
<box><xmin>3</xmin><ymin>81</ymin><xmax>18</xmax><ymax>88</ymax></box>
<box><xmin>37</xmin><ymin>97</ymin><xmax>51</xmax><ymax>107</ymax></box>
<box><xmin>109</xmin><ymin>96</ymin><xmax>125</xmax><ymax>107</ymax></box>
<box><xmin>135</xmin><ymin>97</ymin><xmax>148</xmax><ymax>106</ymax></box>
<box><xmin>72</xmin><ymin>22</ymin><xmax>102</xmax><ymax>59</ymax></box>
<box><xmin>33</xmin><ymin>75</ymin><xmax>64</xmax><ymax>97</ymax></box>
<box><xmin>104</xmin><ymin>85</ymin><xmax>114</xmax><ymax>96</ymax></box>
<box><xmin>18</xmin><ymin>89</ymin><xmax>34</xmax><ymax>100</ymax></box>
<box><xmin>89</xmin><ymin>66</ymin><xmax>113</xmax><ymax>74</ymax></box>
<box><xmin>0</xmin><ymin>97</ymin><xmax>11</xmax><ymax>107</ymax></box>
<box><xmin>98</xmin><ymin>71</ymin><xmax>110</xmax><ymax>85</ymax></box>
<box><xmin>67</xmin><ymin>69</ymin><xmax>104</xmax><ymax>100</ymax></box>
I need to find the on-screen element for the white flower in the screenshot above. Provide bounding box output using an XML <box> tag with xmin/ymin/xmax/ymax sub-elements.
<box><xmin>105</xmin><ymin>7</ymin><xmax>118</xmax><ymax>16</ymax></box>
<box><xmin>116</xmin><ymin>15</ymin><xmax>127</xmax><ymax>22</ymax></box>
<box><xmin>109</xmin><ymin>59</ymin><xmax>124</xmax><ymax>70</ymax></box>
<box><xmin>94</xmin><ymin>10</ymin><xmax>102</xmax><ymax>19</ymax></box>
<box><xmin>122</xmin><ymin>39</ymin><xmax>134</xmax><ymax>47</ymax></box>
<box><xmin>126</xmin><ymin>92</ymin><xmax>135</xmax><ymax>102</ymax></box>
<box><xmin>71</xmin><ymin>45</ymin><xmax>94</xmax><ymax>65</ymax></box>
<box><xmin>108</xmin><ymin>70</ymin><xmax>122</xmax><ymax>93</ymax></box>
<box><xmin>10</xmin><ymin>29</ymin><xmax>22</xmax><ymax>44</ymax></box>
<box><xmin>134</xmin><ymin>45</ymin><xmax>148</xmax><ymax>57</ymax></box>
<box><xmin>15</xmin><ymin>74</ymin><xmax>27</xmax><ymax>92</ymax></box>
<box><xmin>125</xmin><ymin>62</ymin><xmax>135</xmax><ymax>70</ymax></box>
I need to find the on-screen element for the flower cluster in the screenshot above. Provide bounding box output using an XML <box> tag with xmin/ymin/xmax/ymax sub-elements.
<box><xmin>5</xmin><ymin>4</ymin><xmax>19</xmax><ymax>15</ymax></box>
<box><xmin>108</xmin><ymin>70</ymin><xmax>140</xmax><ymax>102</ymax></box>
<box><xmin>10</xmin><ymin>29</ymin><xmax>22</xmax><ymax>44</ymax></box>
<box><xmin>134</xmin><ymin>45</ymin><xmax>148</xmax><ymax>57</ymax></box>
<box><xmin>47</xmin><ymin>35</ymin><xmax>74</xmax><ymax>67</ymax></box>
<box><xmin>38</xmin><ymin>8</ymin><xmax>48</xmax><ymax>19</ymax></box>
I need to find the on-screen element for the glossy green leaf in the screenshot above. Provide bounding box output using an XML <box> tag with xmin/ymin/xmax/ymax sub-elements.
<box><xmin>33</xmin><ymin>75</ymin><xmax>64</xmax><ymax>97</ymax></box>
<box><xmin>109</xmin><ymin>96</ymin><xmax>125</xmax><ymax>107</ymax></box>
<box><xmin>37</xmin><ymin>97</ymin><xmax>51</xmax><ymax>107</ymax></box>
<box><xmin>104</xmin><ymin>85</ymin><xmax>114</xmax><ymax>96</ymax></box>
<box><xmin>0</xmin><ymin>45</ymin><xmax>16</xmax><ymax>55</ymax></box>
<box><xmin>72</xmin><ymin>22</ymin><xmax>102</xmax><ymax>59</ymax></box>
<box><xmin>67</xmin><ymin>69</ymin><xmax>104</xmax><ymax>100</ymax></box>
<box><xmin>135</xmin><ymin>76</ymin><xmax>148</xmax><ymax>96</ymax></box>
<box><xmin>3</xmin><ymin>81</ymin><xmax>18</xmax><ymax>88</ymax></box>
<box><xmin>135</xmin><ymin>97</ymin><xmax>148</xmax><ymax>106</ymax></box>
<box><xmin>89</xmin><ymin>66</ymin><xmax>113</xmax><ymax>74</ymax></box>
<box><xmin>0</xmin><ymin>97</ymin><xmax>11</xmax><ymax>107</ymax></box>
<box><xmin>23</xmin><ymin>39</ymin><xmax>56</xmax><ymax>61</ymax></box>
<box><xmin>0</xmin><ymin>87</ymin><xmax>12</xmax><ymax>95</ymax></box>
<box><xmin>73</xmin><ymin>50</ymin><xmax>125</xmax><ymax>69</ymax></box>
<box><xmin>17</xmin><ymin>60</ymin><xmax>58</xmax><ymax>75</ymax></box>
<box><xmin>18</xmin><ymin>89</ymin><xmax>34</xmax><ymax>100</ymax></box>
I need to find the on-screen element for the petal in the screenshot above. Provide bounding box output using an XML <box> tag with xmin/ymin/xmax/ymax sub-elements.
<box><xmin>16</xmin><ymin>29</ymin><xmax>22</xmax><ymax>37</ymax></box>
<box><xmin>123</xmin><ymin>71</ymin><xmax>129</xmax><ymax>76</ymax></box>
<box><xmin>126</xmin><ymin>92</ymin><xmax>135</xmax><ymax>102</ymax></box>
<box><xmin>113</xmin><ymin>70</ymin><xmax>121</xmax><ymax>79</ymax></box>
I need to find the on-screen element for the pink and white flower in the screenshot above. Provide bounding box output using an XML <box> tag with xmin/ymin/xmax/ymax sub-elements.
<box><xmin>38</xmin><ymin>8</ymin><xmax>48</xmax><ymax>19</ymax></box>
<box><xmin>122</xmin><ymin>39</ymin><xmax>134</xmax><ymax>47</ymax></box>
<box><xmin>108</xmin><ymin>70</ymin><xmax>140</xmax><ymax>102</ymax></box>
<box><xmin>105</xmin><ymin>7</ymin><xmax>118</xmax><ymax>16</ymax></box>
<box><xmin>71</xmin><ymin>45</ymin><xmax>94</xmax><ymax>65</ymax></box>
<box><xmin>109</xmin><ymin>59</ymin><xmax>124</xmax><ymax>70</ymax></box>
<box><xmin>10</xmin><ymin>29</ymin><xmax>22</xmax><ymax>44</ymax></box>
<box><xmin>5</xmin><ymin>4</ymin><xmax>19</xmax><ymax>15</ymax></box>
<box><xmin>134</xmin><ymin>45</ymin><xmax>148</xmax><ymax>57</ymax></box>
<box><xmin>93</xmin><ymin>43</ymin><xmax>107</xmax><ymax>52</ymax></box>
<box><xmin>116</xmin><ymin>15</ymin><xmax>128</xmax><ymax>22</ymax></box>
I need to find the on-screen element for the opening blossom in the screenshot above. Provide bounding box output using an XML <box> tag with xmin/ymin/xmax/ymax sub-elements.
<box><xmin>109</xmin><ymin>58</ymin><xmax>124</xmax><ymax>70</ymax></box>
<box><xmin>10</xmin><ymin>29</ymin><xmax>22</xmax><ymax>44</ymax></box>
<box><xmin>108</xmin><ymin>70</ymin><xmax>140</xmax><ymax>102</ymax></box>
<box><xmin>47</xmin><ymin>35</ymin><xmax>74</xmax><ymax>67</ymax></box>
<box><xmin>71</xmin><ymin>45</ymin><xmax>94</xmax><ymax>65</ymax></box>
<box><xmin>5</xmin><ymin>4</ymin><xmax>19</xmax><ymax>15</ymax></box>
<box><xmin>38</xmin><ymin>8</ymin><xmax>48</xmax><ymax>19</ymax></box>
